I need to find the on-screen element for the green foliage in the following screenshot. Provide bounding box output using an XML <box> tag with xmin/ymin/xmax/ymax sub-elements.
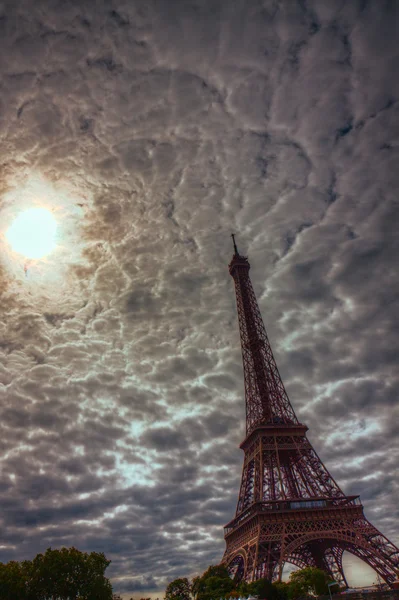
<box><xmin>0</xmin><ymin>547</ymin><xmax>113</xmax><ymax>600</ymax></box>
<box><xmin>0</xmin><ymin>560</ymin><xmax>28</xmax><ymax>600</ymax></box>
<box><xmin>192</xmin><ymin>565</ymin><xmax>234</xmax><ymax>600</ymax></box>
<box><xmin>288</xmin><ymin>567</ymin><xmax>332</xmax><ymax>598</ymax></box>
<box><xmin>247</xmin><ymin>578</ymin><xmax>278</xmax><ymax>599</ymax></box>
<box><xmin>238</xmin><ymin>578</ymin><xmax>288</xmax><ymax>600</ymax></box>
<box><xmin>236</xmin><ymin>579</ymin><xmax>250</xmax><ymax>596</ymax></box>
<box><xmin>273</xmin><ymin>582</ymin><xmax>290</xmax><ymax>600</ymax></box>
<box><xmin>165</xmin><ymin>577</ymin><xmax>192</xmax><ymax>600</ymax></box>
<box><xmin>190</xmin><ymin>567</ymin><xmax>284</xmax><ymax>600</ymax></box>
<box><xmin>167</xmin><ymin>564</ymin><xmax>336</xmax><ymax>600</ymax></box>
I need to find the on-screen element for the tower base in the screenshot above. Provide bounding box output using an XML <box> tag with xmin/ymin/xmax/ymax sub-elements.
<box><xmin>223</xmin><ymin>498</ymin><xmax>399</xmax><ymax>587</ymax></box>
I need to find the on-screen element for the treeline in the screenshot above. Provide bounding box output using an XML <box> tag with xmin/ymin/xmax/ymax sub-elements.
<box><xmin>0</xmin><ymin>548</ymin><xmax>340</xmax><ymax>599</ymax></box>
<box><xmin>0</xmin><ymin>547</ymin><xmax>113</xmax><ymax>600</ymax></box>
<box><xmin>165</xmin><ymin>564</ymin><xmax>340</xmax><ymax>600</ymax></box>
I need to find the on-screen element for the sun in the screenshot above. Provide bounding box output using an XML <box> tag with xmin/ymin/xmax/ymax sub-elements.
<box><xmin>6</xmin><ymin>207</ymin><xmax>58</xmax><ymax>259</ymax></box>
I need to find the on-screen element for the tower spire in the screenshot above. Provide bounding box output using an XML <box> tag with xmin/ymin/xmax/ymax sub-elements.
<box><xmin>231</xmin><ymin>233</ymin><xmax>239</xmax><ymax>255</ymax></box>
<box><xmin>228</xmin><ymin>242</ymin><xmax>297</xmax><ymax>434</ymax></box>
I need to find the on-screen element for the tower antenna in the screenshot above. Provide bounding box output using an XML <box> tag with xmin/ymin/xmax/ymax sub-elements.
<box><xmin>231</xmin><ymin>233</ymin><xmax>239</xmax><ymax>255</ymax></box>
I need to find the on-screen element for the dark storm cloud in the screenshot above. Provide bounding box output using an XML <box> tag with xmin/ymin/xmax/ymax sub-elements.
<box><xmin>0</xmin><ymin>0</ymin><xmax>398</xmax><ymax>595</ymax></box>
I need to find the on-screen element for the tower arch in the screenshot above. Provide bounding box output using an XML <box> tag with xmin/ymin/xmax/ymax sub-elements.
<box><xmin>282</xmin><ymin>531</ymin><xmax>397</xmax><ymax>585</ymax></box>
<box><xmin>226</xmin><ymin>551</ymin><xmax>247</xmax><ymax>582</ymax></box>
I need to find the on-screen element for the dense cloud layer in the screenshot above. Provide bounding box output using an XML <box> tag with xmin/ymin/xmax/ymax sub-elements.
<box><xmin>0</xmin><ymin>0</ymin><xmax>398</xmax><ymax>595</ymax></box>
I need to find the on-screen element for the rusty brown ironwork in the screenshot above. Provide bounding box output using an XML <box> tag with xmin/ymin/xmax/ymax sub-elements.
<box><xmin>223</xmin><ymin>244</ymin><xmax>399</xmax><ymax>587</ymax></box>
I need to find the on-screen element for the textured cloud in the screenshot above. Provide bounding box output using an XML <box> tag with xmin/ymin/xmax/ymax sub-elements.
<box><xmin>0</xmin><ymin>0</ymin><xmax>398</xmax><ymax>595</ymax></box>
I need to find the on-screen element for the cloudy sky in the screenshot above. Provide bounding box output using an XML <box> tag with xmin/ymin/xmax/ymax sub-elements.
<box><xmin>0</xmin><ymin>0</ymin><xmax>398</xmax><ymax>596</ymax></box>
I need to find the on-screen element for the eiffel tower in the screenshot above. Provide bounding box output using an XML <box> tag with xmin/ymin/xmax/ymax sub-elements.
<box><xmin>222</xmin><ymin>236</ymin><xmax>399</xmax><ymax>587</ymax></box>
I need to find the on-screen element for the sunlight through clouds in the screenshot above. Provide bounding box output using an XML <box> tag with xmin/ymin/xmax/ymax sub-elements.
<box><xmin>6</xmin><ymin>207</ymin><xmax>57</xmax><ymax>259</ymax></box>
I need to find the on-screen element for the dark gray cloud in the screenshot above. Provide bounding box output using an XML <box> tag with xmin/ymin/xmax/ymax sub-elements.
<box><xmin>0</xmin><ymin>0</ymin><xmax>398</xmax><ymax>595</ymax></box>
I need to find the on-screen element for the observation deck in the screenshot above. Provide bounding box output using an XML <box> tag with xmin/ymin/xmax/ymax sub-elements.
<box><xmin>224</xmin><ymin>496</ymin><xmax>363</xmax><ymax>537</ymax></box>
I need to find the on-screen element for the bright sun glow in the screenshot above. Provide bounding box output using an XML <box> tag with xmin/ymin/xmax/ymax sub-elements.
<box><xmin>6</xmin><ymin>207</ymin><xmax>57</xmax><ymax>259</ymax></box>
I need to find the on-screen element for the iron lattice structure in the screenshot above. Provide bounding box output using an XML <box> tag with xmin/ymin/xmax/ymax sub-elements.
<box><xmin>222</xmin><ymin>241</ymin><xmax>399</xmax><ymax>587</ymax></box>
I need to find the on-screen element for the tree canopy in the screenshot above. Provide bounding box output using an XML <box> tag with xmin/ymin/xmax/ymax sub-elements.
<box><xmin>288</xmin><ymin>567</ymin><xmax>335</xmax><ymax>598</ymax></box>
<box><xmin>192</xmin><ymin>565</ymin><xmax>235</xmax><ymax>600</ymax></box>
<box><xmin>0</xmin><ymin>547</ymin><xmax>113</xmax><ymax>600</ymax></box>
<box><xmin>165</xmin><ymin>577</ymin><xmax>192</xmax><ymax>600</ymax></box>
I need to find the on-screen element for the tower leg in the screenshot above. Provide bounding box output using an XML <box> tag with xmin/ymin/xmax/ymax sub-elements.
<box><xmin>245</xmin><ymin>543</ymin><xmax>257</xmax><ymax>582</ymax></box>
<box><xmin>348</xmin><ymin>544</ymin><xmax>398</xmax><ymax>587</ymax></box>
<box><xmin>278</xmin><ymin>525</ymin><xmax>286</xmax><ymax>582</ymax></box>
<box><xmin>247</xmin><ymin>541</ymin><xmax>280</xmax><ymax>582</ymax></box>
<box><xmin>350</xmin><ymin>518</ymin><xmax>399</xmax><ymax>585</ymax></box>
<box><xmin>323</xmin><ymin>546</ymin><xmax>348</xmax><ymax>588</ymax></box>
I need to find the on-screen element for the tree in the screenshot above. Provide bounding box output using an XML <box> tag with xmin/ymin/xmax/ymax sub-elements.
<box><xmin>247</xmin><ymin>578</ymin><xmax>279</xmax><ymax>599</ymax></box>
<box><xmin>192</xmin><ymin>565</ymin><xmax>234</xmax><ymax>600</ymax></box>
<box><xmin>288</xmin><ymin>567</ymin><xmax>332</xmax><ymax>598</ymax></box>
<box><xmin>273</xmin><ymin>581</ymin><xmax>290</xmax><ymax>600</ymax></box>
<box><xmin>0</xmin><ymin>560</ymin><xmax>29</xmax><ymax>600</ymax></box>
<box><xmin>236</xmin><ymin>579</ymin><xmax>250</xmax><ymax>597</ymax></box>
<box><xmin>0</xmin><ymin>547</ymin><xmax>113</xmax><ymax>600</ymax></box>
<box><xmin>191</xmin><ymin>565</ymin><xmax>291</xmax><ymax>600</ymax></box>
<box><xmin>165</xmin><ymin>577</ymin><xmax>192</xmax><ymax>600</ymax></box>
